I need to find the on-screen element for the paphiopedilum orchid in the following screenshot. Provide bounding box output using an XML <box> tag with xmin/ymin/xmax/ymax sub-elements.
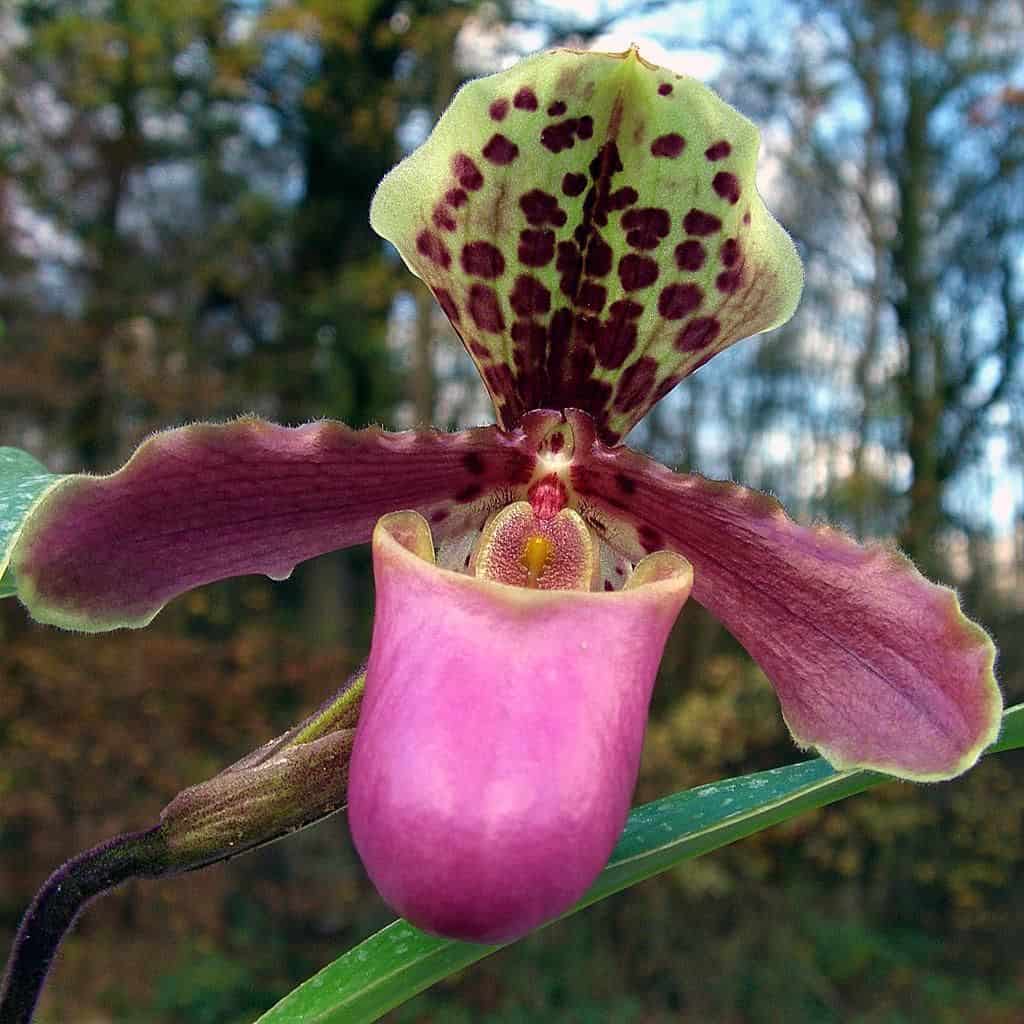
<box><xmin>1</xmin><ymin>48</ymin><xmax>1001</xmax><ymax>952</ymax></box>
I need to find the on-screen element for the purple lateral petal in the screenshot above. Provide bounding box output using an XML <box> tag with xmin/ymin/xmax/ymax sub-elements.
<box><xmin>348</xmin><ymin>511</ymin><xmax>692</xmax><ymax>943</ymax></box>
<box><xmin>568</xmin><ymin>413</ymin><xmax>1001</xmax><ymax>781</ymax></box>
<box><xmin>11</xmin><ymin>418</ymin><xmax>540</xmax><ymax>632</ymax></box>
<box><xmin>371</xmin><ymin>47</ymin><xmax>802</xmax><ymax>444</ymax></box>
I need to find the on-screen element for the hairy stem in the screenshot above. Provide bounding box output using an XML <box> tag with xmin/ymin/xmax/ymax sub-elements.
<box><xmin>0</xmin><ymin>827</ymin><xmax>167</xmax><ymax>1024</ymax></box>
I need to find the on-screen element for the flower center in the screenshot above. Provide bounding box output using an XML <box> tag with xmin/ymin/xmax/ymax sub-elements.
<box><xmin>471</xmin><ymin>501</ymin><xmax>598</xmax><ymax>591</ymax></box>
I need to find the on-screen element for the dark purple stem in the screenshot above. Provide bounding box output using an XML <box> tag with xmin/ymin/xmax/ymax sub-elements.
<box><xmin>0</xmin><ymin>826</ymin><xmax>168</xmax><ymax>1024</ymax></box>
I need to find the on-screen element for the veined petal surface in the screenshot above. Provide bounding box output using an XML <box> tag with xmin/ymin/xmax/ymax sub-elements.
<box><xmin>11</xmin><ymin>419</ymin><xmax>538</xmax><ymax>632</ymax></box>
<box><xmin>371</xmin><ymin>47</ymin><xmax>802</xmax><ymax>443</ymax></box>
<box><xmin>348</xmin><ymin>512</ymin><xmax>692</xmax><ymax>943</ymax></box>
<box><xmin>568</xmin><ymin>414</ymin><xmax>1001</xmax><ymax>781</ymax></box>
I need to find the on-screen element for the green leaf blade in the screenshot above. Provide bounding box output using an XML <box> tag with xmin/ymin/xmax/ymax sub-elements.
<box><xmin>256</xmin><ymin>704</ymin><xmax>1022</xmax><ymax>1024</ymax></box>
<box><xmin>0</xmin><ymin>448</ymin><xmax>60</xmax><ymax>599</ymax></box>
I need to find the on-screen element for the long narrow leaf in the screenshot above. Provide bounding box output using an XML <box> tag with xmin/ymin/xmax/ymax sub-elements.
<box><xmin>256</xmin><ymin>703</ymin><xmax>1023</xmax><ymax>1024</ymax></box>
<box><xmin>0</xmin><ymin>448</ymin><xmax>60</xmax><ymax>599</ymax></box>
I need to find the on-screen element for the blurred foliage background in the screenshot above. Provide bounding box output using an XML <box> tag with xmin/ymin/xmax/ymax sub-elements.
<box><xmin>2</xmin><ymin>1</ymin><xmax>1024</xmax><ymax>1021</ymax></box>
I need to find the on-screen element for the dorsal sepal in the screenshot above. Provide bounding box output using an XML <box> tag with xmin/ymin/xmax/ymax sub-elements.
<box><xmin>371</xmin><ymin>47</ymin><xmax>803</xmax><ymax>443</ymax></box>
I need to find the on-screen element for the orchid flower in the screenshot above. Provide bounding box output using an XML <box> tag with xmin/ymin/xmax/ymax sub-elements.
<box><xmin>1</xmin><ymin>48</ymin><xmax>1001</xmax><ymax>952</ymax></box>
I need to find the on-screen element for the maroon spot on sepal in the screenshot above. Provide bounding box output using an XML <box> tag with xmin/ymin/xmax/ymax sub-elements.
<box><xmin>578</xmin><ymin>281</ymin><xmax>607</xmax><ymax>313</ymax></box>
<box><xmin>716</xmin><ymin>267</ymin><xmax>744</xmax><ymax>293</ymax></box>
<box><xmin>509</xmin><ymin>275</ymin><xmax>551</xmax><ymax>317</ymax></box>
<box><xmin>541</xmin><ymin>118</ymin><xmax>582</xmax><ymax>153</ymax></box>
<box><xmin>468</xmin><ymin>339</ymin><xmax>491</xmax><ymax>359</ymax></box>
<box><xmin>614</xmin><ymin>356</ymin><xmax>658</xmax><ymax>413</ymax></box>
<box><xmin>705</xmin><ymin>140</ymin><xmax>731</xmax><ymax>160</ymax></box>
<box><xmin>713</xmin><ymin>171</ymin><xmax>741</xmax><ymax>204</ymax></box>
<box><xmin>445</xmin><ymin>188</ymin><xmax>468</xmax><ymax>208</ymax></box>
<box><xmin>483</xmin><ymin>362</ymin><xmax>517</xmax><ymax>400</ymax></box>
<box><xmin>607</xmin><ymin>187</ymin><xmax>639</xmax><ymax>213</ymax></box>
<box><xmin>584</xmin><ymin>236</ymin><xmax>613</xmax><ymax>278</ymax></box>
<box><xmin>622</xmin><ymin>207</ymin><xmax>671</xmax><ymax>250</ymax></box>
<box><xmin>547</xmin><ymin>100</ymin><xmax>567</xmax><ymax>116</ymax></box>
<box><xmin>416</xmin><ymin>230</ymin><xmax>451</xmax><ymax>268</ymax></box>
<box><xmin>489</xmin><ymin>99</ymin><xmax>509</xmax><ymax>121</ymax></box>
<box><xmin>577</xmin><ymin>115</ymin><xmax>594</xmax><ymax>139</ymax></box>
<box><xmin>562</xmin><ymin>172</ymin><xmax>587</xmax><ymax>197</ymax></box>
<box><xmin>595</xmin><ymin>310</ymin><xmax>640</xmax><ymax>370</ymax></box>
<box><xmin>658</xmin><ymin>283</ymin><xmax>703</xmax><ymax>319</ymax></box>
<box><xmin>433</xmin><ymin>205</ymin><xmax>456</xmax><ymax>231</ymax></box>
<box><xmin>675</xmin><ymin>240</ymin><xmax>706</xmax><ymax>271</ymax></box>
<box><xmin>483</xmin><ymin>133</ymin><xmax>519</xmax><ymax>165</ymax></box>
<box><xmin>683</xmin><ymin>209</ymin><xmax>722</xmax><ymax>236</ymax></box>
<box><xmin>618</xmin><ymin>254</ymin><xmax>659</xmax><ymax>291</ymax></box>
<box><xmin>520</xmin><ymin>189</ymin><xmax>567</xmax><ymax>227</ymax></box>
<box><xmin>518</xmin><ymin>229</ymin><xmax>555</xmax><ymax>267</ymax></box>
<box><xmin>610</xmin><ymin>299</ymin><xmax>643</xmax><ymax>322</ymax></box>
<box><xmin>568</xmin><ymin>376</ymin><xmax>613</xmax><ymax>424</ymax></box>
<box><xmin>556</xmin><ymin>241</ymin><xmax>583</xmax><ymax>298</ymax></box>
<box><xmin>743</xmin><ymin>210</ymin><xmax>751</xmax><ymax>225</ymax></box>
<box><xmin>676</xmin><ymin>316</ymin><xmax>721</xmax><ymax>351</ymax></box>
<box><xmin>511</xmin><ymin>319</ymin><xmax>547</xmax><ymax>362</ymax></box>
<box><xmin>658</xmin><ymin>83</ymin><xmax>673</xmax><ymax>96</ymax></box>
<box><xmin>573</xmin><ymin>313</ymin><xmax>600</xmax><ymax>349</ymax></box>
<box><xmin>549</xmin><ymin>308</ymin><xmax>573</xmax><ymax>363</ymax></box>
<box><xmin>433</xmin><ymin>288</ymin><xmax>461</xmax><ymax>324</ymax></box>
<box><xmin>604</xmin><ymin>580</ymin><xmax>615</xmax><ymax>591</ymax></box>
<box><xmin>513</xmin><ymin>86</ymin><xmax>538</xmax><ymax>111</ymax></box>
<box><xmin>461</xmin><ymin>241</ymin><xmax>506</xmax><ymax>279</ymax></box>
<box><xmin>588</xmin><ymin>140</ymin><xmax>624</xmax><ymax>182</ymax></box>
<box><xmin>453</xmin><ymin>153</ymin><xmax>484</xmax><ymax>191</ymax></box>
<box><xmin>651</xmin><ymin>133</ymin><xmax>685</xmax><ymax>158</ymax></box>
<box><xmin>463</xmin><ymin>452</ymin><xmax>486</xmax><ymax>475</ymax></box>
<box><xmin>720</xmin><ymin>238</ymin><xmax>740</xmax><ymax>267</ymax></box>
<box><xmin>468</xmin><ymin>284</ymin><xmax>506</xmax><ymax>333</ymax></box>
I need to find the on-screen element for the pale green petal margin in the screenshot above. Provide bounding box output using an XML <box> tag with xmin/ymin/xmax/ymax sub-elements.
<box><xmin>0</xmin><ymin>448</ymin><xmax>62</xmax><ymax>600</ymax></box>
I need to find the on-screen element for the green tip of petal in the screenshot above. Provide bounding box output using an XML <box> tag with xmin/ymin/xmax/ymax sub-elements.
<box><xmin>371</xmin><ymin>46</ymin><xmax>803</xmax><ymax>442</ymax></box>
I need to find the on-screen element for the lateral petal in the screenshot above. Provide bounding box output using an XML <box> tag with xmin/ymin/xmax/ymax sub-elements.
<box><xmin>571</xmin><ymin>423</ymin><xmax>1001</xmax><ymax>781</ymax></box>
<box><xmin>11</xmin><ymin>418</ymin><xmax>537</xmax><ymax>631</ymax></box>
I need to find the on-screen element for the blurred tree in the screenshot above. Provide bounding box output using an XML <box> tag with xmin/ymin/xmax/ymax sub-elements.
<box><xmin>1</xmin><ymin>0</ymin><xmax>272</xmax><ymax>465</ymax></box>
<box><xmin>706</xmin><ymin>0</ymin><xmax>1024</xmax><ymax>573</ymax></box>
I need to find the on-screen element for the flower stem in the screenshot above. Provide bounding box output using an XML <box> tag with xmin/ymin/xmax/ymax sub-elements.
<box><xmin>0</xmin><ymin>827</ymin><xmax>167</xmax><ymax>1024</ymax></box>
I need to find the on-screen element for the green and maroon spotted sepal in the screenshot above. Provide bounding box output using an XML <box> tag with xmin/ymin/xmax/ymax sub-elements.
<box><xmin>371</xmin><ymin>47</ymin><xmax>803</xmax><ymax>443</ymax></box>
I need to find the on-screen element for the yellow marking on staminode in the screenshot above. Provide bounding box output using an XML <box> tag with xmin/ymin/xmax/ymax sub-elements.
<box><xmin>521</xmin><ymin>534</ymin><xmax>554</xmax><ymax>588</ymax></box>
